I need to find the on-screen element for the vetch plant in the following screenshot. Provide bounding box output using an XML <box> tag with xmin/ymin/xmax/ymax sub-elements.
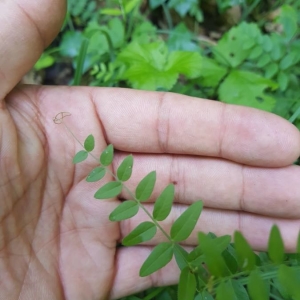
<box><xmin>55</xmin><ymin>113</ymin><xmax>300</xmax><ymax>300</ymax></box>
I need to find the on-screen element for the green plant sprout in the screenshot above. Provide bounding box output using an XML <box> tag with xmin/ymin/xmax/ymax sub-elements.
<box><xmin>54</xmin><ymin>112</ymin><xmax>300</xmax><ymax>300</ymax></box>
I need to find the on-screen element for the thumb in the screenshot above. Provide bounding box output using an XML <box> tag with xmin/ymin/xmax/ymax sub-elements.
<box><xmin>0</xmin><ymin>0</ymin><xmax>66</xmax><ymax>100</ymax></box>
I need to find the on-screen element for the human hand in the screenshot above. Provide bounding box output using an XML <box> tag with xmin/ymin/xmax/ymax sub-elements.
<box><xmin>1</xmin><ymin>1</ymin><xmax>300</xmax><ymax>299</ymax></box>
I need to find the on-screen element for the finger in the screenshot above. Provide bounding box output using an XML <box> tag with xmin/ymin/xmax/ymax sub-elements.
<box><xmin>29</xmin><ymin>86</ymin><xmax>300</xmax><ymax>167</ymax></box>
<box><xmin>93</xmin><ymin>88</ymin><xmax>300</xmax><ymax>167</ymax></box>
<box><xmin>113</xmin><ymin>153</ymin><xmax>300</xmax><ymax>218</ymax></box>
<box><xmin>0</xmin><ymin>0</ymin><xmax>66</xmax><ymax>100</ymax></box>
<box><xmin>110</xmin><ymin>246</ymin><xmax>182</xmax><ymax>299</ymax></box>
<box><xmin>120</xmin><ymin>205</ymin><xmax>300</xmax><ymax>252</ymax></box>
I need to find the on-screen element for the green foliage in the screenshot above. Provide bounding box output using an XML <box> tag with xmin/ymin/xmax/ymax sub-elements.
<box><xmin>70</xmin><ymin>133</ymin><xmax>300</xmax><ymax>300</ymax></box>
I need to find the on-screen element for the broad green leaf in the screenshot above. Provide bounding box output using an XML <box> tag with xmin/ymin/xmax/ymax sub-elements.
<box><xmin>135</xmin><ymin>171</ymin><xmax>156</xmax><ymax>201</ymax></box>
<box><xmin>197</xmin><ymin>56</ymin><xmax>228</xmax><ymax>88</ymax></box>
<box><xmin>140</xmin><ymin>242</ymin><xmax>174</xmax><ymax>276</ymax></box>
<box><xmin>268</xmin><ymin>225</ymin><xmax>285</xmax><ymax>264</ymax></box>
<box><xmin>170</xmin><ymin>201</ymin><xmax>203</xmax><ymax>242</ymax></box>
<box><xmin>86</xmin><ymin>166</ymin><xmax>106</xmax><ymax>182</ymax></box>
<box><xmin>94</xmin><ymin>181</ymin><xmax>122</xmax><ymax>199</ymax></box>
<box><xmin>214</xmin><ymin>22</ymin><xmax>261</xmax><ymax>68</ymax></box>
<box><xmin>234</xmin><ymin>231</ymin><xmax>256</xmax><ymax>271</ymax></box>
<box><xmin>167</xmin><ymin>23</ymin><xmax>199</xmax><ymax>52</ymax></box>
<box><xmin>278</xmin><ymin>5</ymin><xmax>298</xmax><ymax>41</ymax></box>
<box><xmin>73</xmin><ymin>150</ymin><xmax>88</xmax><ymax>164</ymax></box>
<box><xmin>167</xmin><ymin>51</ymin><xmax>202</xmax><ymax>79</ymax></box>
<box><xmin>222</xmin><ymin>249</ymin><xmax>238</xmax><ymax>274</ymax></box>
<box><xmin>153</xmin><ymin>184</ymin><xmax>174</xmax><ymax>221</ymax></box>
<box><xmin>198</xmin><ymin>232</ymin><xmax>230</xmax><ymax>277</ymax></box>
<box><xmin>117</xmin><ymin>155</ymin><xmax>133</xmax><ymax>182</ymax></box>
<box><xmin>248</xmin><ymin>45</ymin><xmax>263</xmax><ymax>60</ymax></box>
<box><xmin>59</xmin><ymin>31</ymin><xmax>84</xmax><ymax>57</ymax></box>
<box><xmin>219</xmin><ymin>69</ymin><xmax>277</xmax><ymax>112</ymax></box>
<box><xmin>174</xmin><ymin>244</ymin><xmax>189</xmax><ymax>270</ymax></box>
<box><xmin>195</xmin><ymin>291</ymin><xmax>214</xmax><ymax>300</ymax></box>
<box><xmin>124</xmin><ymin>0</ymin><xmax>141</xmax><ymax>14</ymax></box>
<box><xmin>278</xmin><ymin>265</ymin><xmax>300</xmax><ymax>298</ymax></box>
<box><xmin>84</xmin><ymin>134</ymin><xmax>95</xmax><ymax>152</ymax></box>
<box><xmin>216</xmin><ymin>280</ymin><xmax>235</xmax><ymax>300</ymax></box>
<box><xmin>109</xmin><ymin>200</ymin><xmax>139</xmax><ymax>222</ymax></box>
<box><xmin>122</xmin><ymin>221</ymin><xmax>156</xmax><ymax>246</ymax></box>
<box><xmin>100</xmin><ymin>144</ymin><xmax>114</xmax><ymax>166</ymax></box>
<box><xmin>178</xmin><ymin>267</ymin><xmax>196</xmax><ymax>300</ymax></box>
<box><xmin>168</xmin><ymin>0</ymin><xmax>198</xmax><ymax>17</ymax></box>
<box><xmin>248</xmin><ymin>270</ymin><xmax>269</xmax><ymax>300</ymax></box>
<box><xmin>118</xmin><ymin>41</ymin><xmax>178</xmax><ymax>90</ymax></box>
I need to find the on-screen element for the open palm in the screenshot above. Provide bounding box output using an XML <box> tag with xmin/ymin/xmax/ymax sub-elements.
<box><xmin>1</xmin><ymin>1</ymin><xmax>300</xmax><ymax>299</ymax></box>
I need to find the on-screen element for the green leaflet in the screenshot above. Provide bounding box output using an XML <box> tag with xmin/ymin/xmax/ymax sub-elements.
<box><xmin>117</xmin><ymin>155</ymin><xmax>133</xmax><ymax>181</ymax></box>
<box><xmin>100</xmin><ymin>144</ymin><xmax>114</xmax><ymax>166</ymax></box>
<box><xmin>178</xmin><ymin>267</ymin><xmax>196</xmax><ymax>300</ymax></box>
<box><xmin>135</xmin><ymin>171</ymin><xmax>156</xmax><ymax>201</ymax></box>
<box><xmin>122</xmin><ymin>221</ymin><xmax>157</xmax><ymax>246</ymax></box>
<box><xmin>86</xmin><ymin>166</ymin><xmax>106</xmax><ymax>182</ymax></box>
<box><xmin>234</xmin><ymin>231</ymin><xmax>256</xmax><ymax>271</ymax></box>
<box><xmin>268</xmin><ymin>225</ymin><xmax>285</xmax><ymax>264</ymax></box>
<box><xmin>170</xmin><ymin>200</ymin><xmax>203</xmax><ymax>242</ymax></box>
<box><xmin>153</xmin><ymin>184</ymin><xmax>174</xmax><ymax>221</ymax></box>
<box><xmin>94</xmin><ymin>181</ymin><xmax>122</xmax><ymax>199</ymax></box>
<box><xmin>73</xmin><ymin>150</ymin><xmax>88</xmax><ymax>164</ymax></box>
<box><xmin>109</xmin><ymin>200</ymin><xmax>139</xmax><ymax>221</ymax></box>
<box><xmin>198</xmin><ymin>232</ymin><xmax>230</xmax><ymax>278</ymax></box>
<box><xmin>278</xmin><ymin>265</ymin><xmax>300</xmax><ymax>299</ymax></box>
<box><xmin>140</xmin><ymin>242</ymin><xmax>174</xmax><ymax>277</ymax></box>
<box><xmin>173</xmin><ymin>244</ymin><xmax>189</xmax><ymax>270</ymax></box>
<box><xmin>84</xmin><ymin>134</ymin><xmax>95</xmax><ymax>152</ymax></box>
<box><xmin>248</xmin><ymin>270</ymin><xmax>269</xmax><ymax>300</ymax></box>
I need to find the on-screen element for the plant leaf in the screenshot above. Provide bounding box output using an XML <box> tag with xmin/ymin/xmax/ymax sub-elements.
<box><xmin>84</xmin><ymin>134</ymin><xmax>95</xmax><ymax>152</ymax></box>
<box><xmin>219</xmin><ymin>69</ymin><xmax>277</xmax><ymax>112</ymax></box>
<box><xmin>153</xmin><ymin>184</ymin><xmax>174</xmax><ymax>221</ymax></box>
<box><xmin>86</xmin><ymin>166</ymin><xmax>106</xmax><ymax>182</ymax></box>
<box><xmin>278</xmin><ymin>264</ymin><xmax>300</xmax><ymax>298</ymax></box>
<box><xmin>135</xmin><ymin>171</ymin><xmax>156</xmax><ymax>201</ymax></box>
<box><xmin>117</xmin><ymin>155</ymin><xmax>133</xmax><ymax>181</ymax></box>
<box><xmin>122</xmin><ymin>221</ymin><xmax>157</xmax><ymax>246</ymax></box>
<box><xmin>109</xmin><ymin>200</ymin><xmax>139</xmax><ymax>222</ymax></box>
<box><xmin>174</xmin><ymin>244</ymin><xmax>189</xmax><ymax>270</ymax></box>
<box><xmin>100</xmin><ymin>144</ymin><xmax>114</xmax><ymax>166</ymax></box>
<box><xmin>94</xmin><ymin>181</ymin><xmax>122</xmax><ymax>199</ymax></box>
<box><xmin>170</xmin><ymin>201</ymin><xmax>203</xmax><ymax>242</ymax></box>
<box><xmin>198</xmin><ymin>232</ymin><xmax>230</xmax><ymax>278</ymax></box>
<box><xmin>268</xmin><ymin>225</ymin><xmax>285</xmax><ymax>264</ymax></box>
<box><xmin>178</xmin><ymin>267</ymin><xmax>196</xmax><ymax>300</ymax></box>
<box><xmin>216</xmin><ymin>280</ymin><xmax>235</xmax><ymax>300</ymax></box>
<box><xmin>73</xmin><ymin>150</ymin><xmax>88</xmax><ymax>164</ymax></box>
<box><xmin>139</xmin><ymin>242</ymin><xmax>174</xmax><ymax>276</ymax></box>
<box><xmin>234</xmin><ymin>231</ymin><xmax>256</xmax><ymax>271</ymax></box>
<box><xmin>248</xmin><ymin>270</ymin><xmax>269</xmax><ymax>300</ymax></box>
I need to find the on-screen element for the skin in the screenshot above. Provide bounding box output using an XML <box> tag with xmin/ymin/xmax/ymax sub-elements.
<box><xmin>1</xmin><ymin>0</ymin><xmax>300</xmax><ymax>299</ymax></box>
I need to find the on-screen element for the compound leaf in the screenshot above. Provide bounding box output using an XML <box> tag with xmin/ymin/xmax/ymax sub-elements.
<box><xmin>171</xmin><ymin>201</ymin><xmax>203</xmax><ymax>242</ymax></box>
<box><xmin>100</xmin><ymin>144</ymin><xmax>114</xmax><ymax>166</ymax></box>
<box><xmin>140</xmin><ymin>242</ymin><xmax>174</xmax><ymax>276</ymax></box>
<box><xmin>117</xmin><ymin>155</ymin><xmax>133</xmax><ymax>181</ymax></box>
<box><xmin>234</xmin><ymin>231</ymin><xmax>256</xmax><ymax>271</ymax></box>
<box><xmin>268</xmin><ymin>225</ymin><xmax>285</xmax><ymax>264</ymax></box>
<box><xmin>86</xmin><ymin>166</ymin><xmax>106</xmax><ymax>182</ymax></box>
<box><xmin>73</xmin><ymin>150</ymin><xmax>88</xmax><ymax>164</ymax></box>
<box><xmin>84</xmin><ymin>134</ymin><xmax>95</xmax><ymax>152</ymax></box>
<box><xmin>178</xmin><ymin>267</ymin><xmax>196</xmax><ymax>300</ymax></box>
<box><xmin>122</xmin><ymin>221</ymin><xmax>156</xmax><ymax>246</ymax></box>
<box><xmin>153</xmin><ymin>184</ymin><xmax>175</xmax><ymax>221</ymax></box>
<box><xmin>135</xmin><ymin>171</ymin><xmax>156</xmax><ymax>201</ymax></box>
<box><xmin>94</xmin><ymin>181</ymin><xmax>122</xmax><ymax>199</ymax></box>
<box><xmin>109</xmin><ymin>200</ymin><xmax>139</xmax><ymax>222</ymax></box>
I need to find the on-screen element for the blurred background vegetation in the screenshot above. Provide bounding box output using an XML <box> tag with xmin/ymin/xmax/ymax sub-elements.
<box><xmin>25</xmin><ymin>1</ymin><xmax>300</xmax><ymax>298</ymax></box>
